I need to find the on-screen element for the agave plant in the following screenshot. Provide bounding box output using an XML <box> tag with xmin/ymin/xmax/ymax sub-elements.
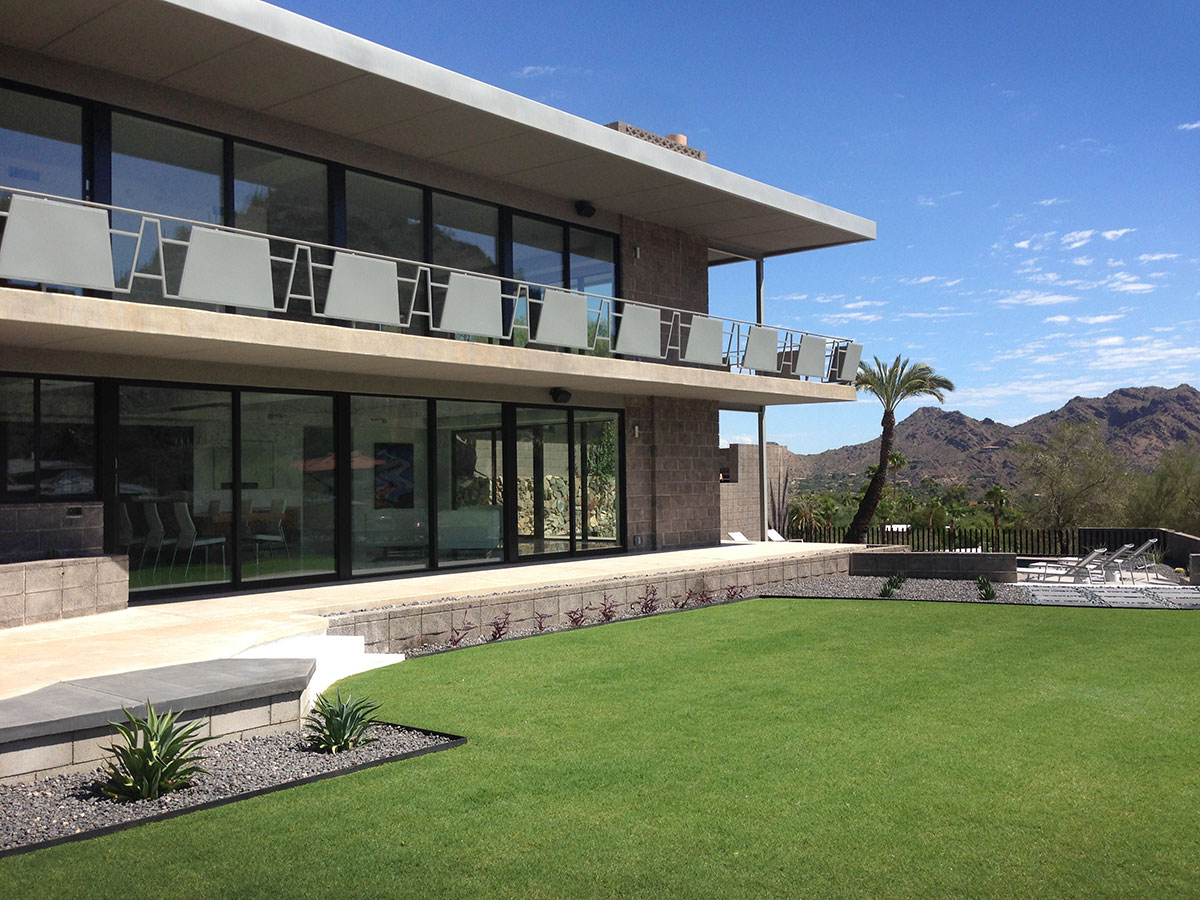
<box><xmin>304</xmin><ymin>691</ymin><xmax>384</xmax><ymax>754</ymax></box>
<box><xmin>977</xmin><ymin>574</ymin><xmax>998</xmax><ymax>603</ymax></box>
<box><xmin>99</xmin><ymin>703</ymin><xmax>213</xmax><ymax>801</ymax></box>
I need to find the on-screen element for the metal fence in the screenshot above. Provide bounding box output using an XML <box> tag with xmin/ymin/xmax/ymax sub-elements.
<box><xmin>795</xmin><ymin>525</ymin><xmax>1084</xmax><ymax>556</ymax></box>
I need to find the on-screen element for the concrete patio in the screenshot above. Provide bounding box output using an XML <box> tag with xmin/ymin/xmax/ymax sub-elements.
<box><xmin>0</xmin><ymin>541</ymin><xmax>846</xmax><ymax>702</ymax></box>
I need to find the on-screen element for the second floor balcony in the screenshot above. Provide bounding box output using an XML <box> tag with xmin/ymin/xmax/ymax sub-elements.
<box><xmin>0</xmin><ymin>187</ymin><xmax>862</xmax><ymax>408</ymax></box>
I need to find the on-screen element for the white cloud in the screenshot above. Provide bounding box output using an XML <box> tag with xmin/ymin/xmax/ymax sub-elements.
<box><xmin>1028</xmin><ymin>272</ymin><xmax>1061</xmax><ymax>284</ymax></box>
<box><xmin>1077</xmin><ymin>314</ymin><xmax>1126</xmax><ymax>324</ymax></box>
<box><xmin>769</xmin><ymin>293</ymin><xmax>808</xmax><ymax>301</ymax></box>
<box><xmin>1043</xmin><ymin>315</ymin><xmax>1071</xmax><ymax>324</ymax></box>
<box><xmin>1070</xmin><ymin>256</ymin><xmax>1094</xmax><ymax>266</ymax></box>
<box><xmin>1106</xmin><ymin>258</ymin><xmax>1125</xmax><ymax>267</ymax></box>
<box><xmin>719</xmin><ymin>433</ymin><xmax>756</xmax><ymax>448</ymax></box>
<box><xmin>820</xmin><ymin>311</ymin><xmax>882</xmax><ymax>324</ymax></box>
<box><xmin>901</xmin><ymin>275</ymin><xmax>938</xmax><ymax>284</ymax></box>
<box><xmin>1061</xmin><ymin>230</ymin><xmax>1095</xmax><ymax>249</ymax></box>
<box><xmin>1106</xmin><ymin>272</ymin><xmax>1155</xmax><ymax>294</ymax></box>
<box><xmin>996</xmin><ymin>290</ymin><xmax>1079</xmax><ymax>307</ymax></box>
<box><xmin>1138</xmin><ymin>252</ymin><xmax>1179</xmax><ymax>263</ymax></box>
<box><xmin>1102</xmin><ymin>228</ymin><xmax>1135</xmax><ymax>241</ymax></box>
<box><xmin>844</xmin><ymin>300</ymin><xmax>886</xmax><ymax>308</ymax></box>
<box><xmin>512</xmin><ymin>65</ymin><xmax>560</xmax><ymax>78</ymax></box>
<box><xmin>1035</xmin><ymin>198</ymin><xmax>1065</xmax><ymax>206</ymax></box>
<box><xmin>917</xmin><ymin>196</ymin><xmax>936</xmax><ymax>207</ymax></box>
<box><xmin>1178</xmin><ymin>120</ymin><xmax>1200</xmax><ymax>131</ymax></box>
<box><xmin>1014</xmin><ymin>240</ymin><xmax>1031</xmax><ymax>249</ymax></box>
<box><xmin>896</xmin><ymin>311</ymin><xmax>970</xmax><ymax>319</ymax></box>
<box><xmin>944</xmin><ymin>278</ymin><xmax>963</xmax><ymax>287</ymax></box>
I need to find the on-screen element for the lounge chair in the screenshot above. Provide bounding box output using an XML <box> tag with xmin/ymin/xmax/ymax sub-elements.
<box><xmin>1020</xmin><ymin>547</ymin><xmax>1106</xmax><ymax>582</ymax></box>
<box><xmin>1091</xmin><ymin>543</ymin><xmax>1136</xmax><ymax>583</ymax></box>
<box><xmin>727</xmin><ymin>531</ymin><xmax>751</xmax><ymax>543</ymax></box>
<box><xmin>766</xmin><ymin>528</ymin><xmax>788</xmax><ymax>542</ymax></box>
<box><xmin>1120</xmin><ymin>539</ymin><xmax>1158</xmax><ymax>583</ymax></box>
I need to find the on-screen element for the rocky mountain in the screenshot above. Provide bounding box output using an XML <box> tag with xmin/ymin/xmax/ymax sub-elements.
<box><xmin>783</xmin><ymin>384</ymin><xmax>1200</xmax><ymax>491</ymax></box>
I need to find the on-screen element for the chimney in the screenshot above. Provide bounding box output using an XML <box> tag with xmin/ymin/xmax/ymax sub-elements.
<box><xmin>665</xmin><ymin>133</ymin><xmax>688</xmax><ymax>146</ymax></box>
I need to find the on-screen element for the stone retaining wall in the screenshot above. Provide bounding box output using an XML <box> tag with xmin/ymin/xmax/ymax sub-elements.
<box><xmin>0</xmin><ymin>556</ymin><xmax>128</xmax><ymax>630</ymax></box>
<box><xmin>327</xmin><ymin>547</ymin><xmax>860</xmax><ymax>653</ymax></box>
<box><xmin>850</xmin><ymin>551</ymin><xmax>1018</xmax><ymax>583</ymax></box>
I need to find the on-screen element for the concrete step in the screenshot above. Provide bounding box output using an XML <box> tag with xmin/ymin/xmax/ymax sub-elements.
<box><xmin>234</xmin><ymin>633</ymin><xmax>404</xmax><ymax>701</ymax></box>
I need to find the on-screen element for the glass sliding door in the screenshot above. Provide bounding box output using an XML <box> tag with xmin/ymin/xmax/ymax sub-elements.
<box><xmin>239</xmin><ymin>392</ymin><xmax>336</xmax><ymax>581</ymax></box>
<box><xmin>515</xmin><ymin>408</ymin><xmax>571</xmax><ymax>557</ymax></box>
<box><xmin>435</xmin><ymin>400</ymin><xmax>503</xmax><ymax>566</ymax></box>
<box><xmin>512</xmin><ymin>215</ymin><xmax>565</xmax><ymax>350</ymax></box>
<box><xmin>117</xmin><ymin>385</ymin><xmax>232</xmax><ymax>591</ymax></box>
<box><xmin>570</xmin><ymin>229</ymin><xmax>616</xmax><ymax>355</ymax></box>
<box><xmin>350</xmin><ymin>395</ymin><xmax>429</xmax><ymax>574</ymax></box>
<box><xmin>111</xmin><ymin>113</ymin><xmax>223</xmax><ymax>306</ymax></box>
<box><xmin>575</xmin><ymin>410</ymin><xmax>621</xmax><ymax>552</ymax></box>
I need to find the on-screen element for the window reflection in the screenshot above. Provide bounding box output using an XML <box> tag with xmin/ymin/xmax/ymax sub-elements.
<box><xmin>118</xmin><ymin>385</ymin><xmax>232</xmax><ymax>591</ymax></box>
<box><xmin>436</xmin><ymin>400</ymin><xmax>503</xmax><ymax>566</ymax></box>
<box><xmin>239</xmin><ymin>392</ymin><xmax>336</xmax><ymax>581</ymax></box>
<box><xmin>0</xmin><ymin>88</ymin><xmax>81</xmax><ymax>205</ymax></box>
<box><xmin>111</xmin><ymin>114</ymin><xmax>222</xmax><ymax>304</ymax></box>
<box><xmin>516</xmin><ymin>408</ymin><xmax>570</xmax><ymax>556</ymax></box>
<box><xmin>351</xmin><ymin>395</ymin><xmax>429</xmax><ymax>574</ymax></box>
<box><xmin>233</xmin><ymin>143</ymin><xmax>329</xmax><ymax>321</ymax></box>
<box><xmin>575</xmin><ymin>410</ymin><xmax>621</xmax><ymax>551</ymax></box>
<box><xmin>432</xmin><ymin>193</ymin><xmax>498</xmax><ymax>275</ymax></box>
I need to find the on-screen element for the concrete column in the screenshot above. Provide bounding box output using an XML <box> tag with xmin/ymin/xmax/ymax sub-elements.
<box><xmin>756</xmin><ymin>258</ymin><xmax>768</xmax><ymax>542</ymax></box>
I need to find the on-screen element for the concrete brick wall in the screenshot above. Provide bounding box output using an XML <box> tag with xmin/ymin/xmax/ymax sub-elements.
<box><xmin>719</xmin><ymin>443</ymin><xmax>798</xmax><ymax>540</ymax></box>
<box><xmin>625</xmin><ymin>396</ymin><xmax>721</xmax><ymax>551</ymax></box>
<box><xmin>850</xmin><ymin>551</ymin><xmax>1018</xmax><ymax>583</ymax></box>
<box><xmin>0</xmin><ymin>502</ymin><xmax>104</xmax><ymax>564</ymax></box>
<box><xmin>619</xmin><ymin>216</ymin><xmax>708</xmax><ymax>314</ymax></box>
<box><xmin>0</xmin><ymin>690</ymin><xmax>306</xmax><ymax>784</ymax></box>
<box><xmin>328</xmin><ymin>547</ymin><xmax>858</xmax><ymax>654</ymax></box>
<box><xmin>0</xmin><ymin>556</ymin><xmax>128</xmax><ymax>629</ymax></box>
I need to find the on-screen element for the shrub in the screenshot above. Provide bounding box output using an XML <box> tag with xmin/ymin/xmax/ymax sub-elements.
<box><xmin>977</xmin><ymin>574</ymin><xmax>997</xmax><ymax>602</ymax></box>
<box><xmin>534</xmin><ymin>610</ymin><xmax>551</xmax><ymax>632</ymax></box>
<box><xmin>448</xmin><ymin>617</ymin><xmax>475</xmax><ymax>648</ymax></box>
<box><xmin>724</xmin><ymin>584</ymin><xmax>748</xmax><ymax>601</ymax></box>
<box><xmin>879</xmin><ymin>572</ymin><xmax>907</xmax><ymax>599</ymax></box>
<box><xmin>304</xmin><ymin>691</ymin><xmax>383</xmax><ymax>754</ymax></box>
<box><xmin>596</xmin><ymin>593</ymin><xmax>618</xmax><ymax>622</ymax></box>
<box><xmin>99</xmin><ymin>703</ymin><xmax>212</xmax><ymax>801</ymax></box>
<box><xmin>632</xmin><ymin>585</ymin><xmax>660</xmax><ymax>615</ymax></box>
<box><xmin>488</xmin><ymin>610</ymin><xmax>512</xmax><ymax>641</ymax></box>
<box><xmin>565</xmin><ymin>605</ymin><xmax>588</xmax><ymax>627</ymax></box>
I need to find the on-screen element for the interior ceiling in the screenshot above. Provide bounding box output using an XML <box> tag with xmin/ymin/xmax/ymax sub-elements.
<box><xmin>0</xmin><ymin>0</ymin><xmax>876</xmax><ymax>263</ymax></box>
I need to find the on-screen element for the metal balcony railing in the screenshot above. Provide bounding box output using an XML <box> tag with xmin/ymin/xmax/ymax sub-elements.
<box><xmin>0</xmin><ymin>186</ymin><xmax>861</xmax><ymax>382</ymax></box>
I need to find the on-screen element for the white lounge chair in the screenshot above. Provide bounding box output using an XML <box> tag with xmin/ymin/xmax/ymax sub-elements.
<box><xmin>1120</xmin><ymin>539</ymin><xmax>1158</xmax><ymax>583</ymax></box>
<box><xmin>727</xmin><ymin>531</ymin><xmax>751</xmax><ymax>543</ymax></box>
<box><xmin>1020</xmin><ymin>547</ymin><xmax>1107</xmax><ymax>582</ymax></box>
<box><xmin>767</xmin><ymin>528</ymin><xmax>788</xmax><ymax>542</ymax></box>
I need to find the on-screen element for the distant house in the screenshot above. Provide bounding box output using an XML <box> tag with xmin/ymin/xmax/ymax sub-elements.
<box><xmin>0</xmin><ymin>0</ymin><xmax>873</xmax><ymax>597</ymax></box>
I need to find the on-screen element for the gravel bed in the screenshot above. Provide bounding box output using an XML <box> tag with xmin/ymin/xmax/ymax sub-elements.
<box><xmin>0</xmin><ymin>724</ymin><xmax>453</xmax><ymax>856</ymax></box>
<box><xmin>770</xmin><ymin>575</ymin><xmax>1032</xmax><ymax>605</ymax></box>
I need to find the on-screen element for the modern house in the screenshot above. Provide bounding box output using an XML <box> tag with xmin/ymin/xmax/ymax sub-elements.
<box><xmin>0</xmin><ymin>0</ymin><xmax>874</xmax><ymax>602</ymax></box>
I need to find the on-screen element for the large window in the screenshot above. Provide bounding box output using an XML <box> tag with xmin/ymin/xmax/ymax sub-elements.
<box><xmin>0</xmin><ymin>377</ymin><xmax>95</xmax><ymax>499</ymax></box>
<box><xmin>239</xmin><ymin>392</ymin><xmax>336</xmax><ymax>581</ymax></box>
<box><xmin>574</xmin><ymin>410</ymin><xmax>621</xmax><ymax>552</ymax></box>
<box><xmin>0</xmin><ymin>87</ymin><xmax>81</xmax><ymax>205</ymax></box>
<box><xmin>111</xmin><ymin>113</ymin><xmax>223</xmax><ymax>303</ymax></box>
<box><xmin>233</xmin><ymin>143</ymin><xmax>329</xmax><ymax>319</ymax></box>
<box><xmin>436</xmin><ymin>400</ymin><xmax>504</xmax><ymax>566</ymax></box>
<box><xmin>350</xmin><ymin>395</ymin><xmax>429</xmax><ymax>574</ymax></box>
<box><xmin>432</xmin><ymin>193</ymin><xmax>498</xmax><ymax>275</ymax></box>
<box><xmin>516</xmin><ymin>408</ymin><xmax>570</xmax><ymax>557</ymax></box>
<box><xmin>117</xmin><ymin>385</ymin><xmax>232</xmax><ymax>591</ymax></box>
<box><xmin>345</xmin><ymin>171</ymin><xmax>424</xmax><ymax>262</ymax></box>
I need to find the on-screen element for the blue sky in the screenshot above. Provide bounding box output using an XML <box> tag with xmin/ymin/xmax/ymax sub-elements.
<box><xmin>273</xmin><ymin>0</ymin><xmax>1199</xmax><ymax>454</ymax></box>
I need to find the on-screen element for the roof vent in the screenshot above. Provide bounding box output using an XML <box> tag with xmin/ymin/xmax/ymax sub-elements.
<box><xmin>606</xmin><ymin>122</ymin><xmax>706</xmax><ymax>161</ymax></box>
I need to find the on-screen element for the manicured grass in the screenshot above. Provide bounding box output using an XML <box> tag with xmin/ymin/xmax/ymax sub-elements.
<box><xmin>4</xmin><ymin>598</ymin><xmax>1199</xmax><ymax>899</ymax></box>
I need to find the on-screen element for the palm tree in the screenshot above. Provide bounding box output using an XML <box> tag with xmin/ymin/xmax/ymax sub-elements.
<box><xmin>844</xmin><ymin>355</ymin><xmax>955</xmax><ymax>544</ymax></box>
<box><xmin>983</xmin><ymin>484</ymin><xmax>1009</xmax><ymax>551</ymax></box>
<box><xmin>888</xmin><ymin>450</ymin><xmax>907</xmax><ymax>503</ymax></box>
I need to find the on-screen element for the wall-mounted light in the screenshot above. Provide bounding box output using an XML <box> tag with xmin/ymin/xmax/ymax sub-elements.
<box><xmin>549</xmin><ymin>386</ymin><xmax>572</xmax><ymax>404</ymax></box>
<box><xmin>573</xmin><ymin>200</ymin><xmax>596</xmax><ymax>218</ymax></box>
<box><xmin>632</xmin><ymin>424</ymin><xmax>640</xmax><ymax>438</ymax></box>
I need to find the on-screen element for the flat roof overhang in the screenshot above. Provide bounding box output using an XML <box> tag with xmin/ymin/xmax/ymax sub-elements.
<box><xmin>0</xmin><ymin>0</ymin><xmax>874</xmax><ymax>263</ymax></box>
<box><xmin>0</xmin><ymin>290</ymin><xmax>856</xmax><ymax>410</ymax></box>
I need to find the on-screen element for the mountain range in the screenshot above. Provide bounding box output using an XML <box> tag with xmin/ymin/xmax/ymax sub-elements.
<box><xmin>782</xmin><ymin>384</ymin><xmax>1200</xmax><ymax>491</ymax></box>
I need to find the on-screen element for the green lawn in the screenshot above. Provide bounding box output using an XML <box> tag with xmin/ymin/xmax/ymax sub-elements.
<box><xmin>4</xmin><ymin>598</ymin><xmax>1199</xmax><ymax>899</ymax></box>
